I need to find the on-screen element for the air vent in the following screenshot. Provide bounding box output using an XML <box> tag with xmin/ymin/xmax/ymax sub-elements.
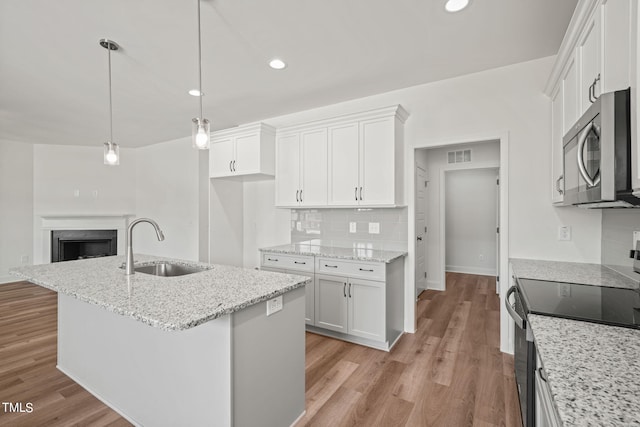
<box><xmin>447</xmin><ymin>149</ymin><xmax>471</xmax><ymax>164</ymax></box>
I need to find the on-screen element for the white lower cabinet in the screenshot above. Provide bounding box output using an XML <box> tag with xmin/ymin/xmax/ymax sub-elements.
<box><xmin>261</xmin><ymin>251</ymin><xmax>404</xmax><ymax>350</ymax></box>
<box><xmin>535</xmin><ymin>354</ymin><xmax>562</xmax><ymax>427</ymax></box>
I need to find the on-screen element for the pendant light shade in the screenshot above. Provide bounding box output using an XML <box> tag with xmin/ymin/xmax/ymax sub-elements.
<box><xmin>192</xmin><ymin>0</ymin><xmax>210</xmax><ymax>150</ymax></box>
<box><xmin>100</xmin><ymin>38</ymin><xmax>121</xmax><ymax>165</ymax></box>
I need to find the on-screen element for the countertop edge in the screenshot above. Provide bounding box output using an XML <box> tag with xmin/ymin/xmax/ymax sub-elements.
<box><xmin>259</xmin><ymin>246</ymin><xmax>407</xmax><ymax>263</ymax></box>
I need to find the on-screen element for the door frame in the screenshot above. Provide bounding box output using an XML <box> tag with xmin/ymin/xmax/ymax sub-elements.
<box><xmin>439</xmin><ymin>164</ymin><xmax>500</xmax><ymax>292</ymax></box>
<box><xmin>414</xmin><ymin>164</ymin><xmax>427</xmax><ymax>300</ymax></box>
<box><xmin>405</xmin><ymin>131</ymin><xmax>511</xmax><ymax>354</ymax></box>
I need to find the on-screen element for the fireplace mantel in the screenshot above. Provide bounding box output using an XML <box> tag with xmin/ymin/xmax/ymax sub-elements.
<box><xmin>34</xmin><ymin>214</ymin><xmax>134</xmax><ymax>264</ymax></box>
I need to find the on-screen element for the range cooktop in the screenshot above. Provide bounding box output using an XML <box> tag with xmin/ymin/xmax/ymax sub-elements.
<box><xmin>517</xmin><ymin>278</ymin><xmax>640</xmax><ymax>329</ymax></box>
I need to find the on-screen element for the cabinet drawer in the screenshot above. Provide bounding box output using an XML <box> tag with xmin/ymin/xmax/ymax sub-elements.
<box><xmin>261</xmin><ymin>253</ymin><xmax>314</xmax><ymax>272</ymax></box>
<box><xmin>316</xmin><ymin>258</ymin><xmax>385</xmax><ymax>281</ymax></box>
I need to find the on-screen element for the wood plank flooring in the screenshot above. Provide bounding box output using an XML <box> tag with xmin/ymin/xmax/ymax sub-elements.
<box><xmin>0</xmin><ymin>273</ymin><xmax>521</xmax><ymax>427</ymax></box>
<box><xmin>297</xmin><ymin>272</ymin><xmax>522</xmax><ymax>427</ymax></box>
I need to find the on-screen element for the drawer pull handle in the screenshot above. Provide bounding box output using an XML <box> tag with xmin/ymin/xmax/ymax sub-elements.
<box><xmin>343</xmin><ymin>283</ymin><xmax>347</xmax><ymax>297</ymax></box>
<box><xmin>267</xmin><ymin>258</ymin><xmax>278</xmax><ymax>262</ymax></box>
<box><xmin>294</xmin><ymin>261</ymin><xmax>306</xmax><ymax>265</ymax></box>
<box><xmin>348</xmin><ymin>283</ymin><xmax>352</xmax><ymax>298</ymax></box>
<box><xmin>359</xmin><ymin>268</ymin><xmax>374</xmax><ymax>272</ymax></box>
<box><xmin>325</xmin><ymin>264</ymin><xmax>338</xmax><ymax>268</ymax></box>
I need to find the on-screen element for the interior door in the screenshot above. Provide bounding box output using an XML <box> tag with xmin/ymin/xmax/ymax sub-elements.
<box><xmin>275</xmin><ymin>133</ymin><xmax>301</xmax><ymax>206</ymax></box>
<box><xmin>415</xmin><ymin>165</ymin><xmax>427</xmax><ymax>299</ymax></box>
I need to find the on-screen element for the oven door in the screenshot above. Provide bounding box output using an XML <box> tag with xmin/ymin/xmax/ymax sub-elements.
<box><xmin>506</xmin><ymin>285</ymin><xmax>536</xmax><ymax>427</ymax></box>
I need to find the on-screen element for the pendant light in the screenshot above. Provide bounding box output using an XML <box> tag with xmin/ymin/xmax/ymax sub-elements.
<box><xmin>192</xmin><ymin>0</ymin><xmax>210</xmax><ymax>149</ymax></box>
<box><xmin>100</xmin><ymin>38</ymin><xmax>121</xmax><ymax>165</ymax></box>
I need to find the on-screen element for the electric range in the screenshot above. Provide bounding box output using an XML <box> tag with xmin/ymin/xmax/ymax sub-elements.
<box><xmin>517</xmin><ymin>278</ymin><xmax>640</xmax><ymax>329</ymax></box>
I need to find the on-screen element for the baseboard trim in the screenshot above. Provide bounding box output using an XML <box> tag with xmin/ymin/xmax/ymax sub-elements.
<box><xmin>305</xmin><ymin>326</ymin><xmax>393</xmax><ymax>351</ymax></box>
<box><xmin>427</xmin><ymin>279</ymin><xmax>444</xmax><ymax>291</ymax></box>
<box><xmin>445</xmin><ymin>265</ymin><xmax>496</xmax><ymax>276</ymax></box>
<box><xmin>0</xmin><ymin>275</ymin><xmax>19</xmax><ymax>284</ymax></box>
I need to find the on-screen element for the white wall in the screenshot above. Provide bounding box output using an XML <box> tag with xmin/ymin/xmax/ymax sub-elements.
<box><xmin>445</xmin><ymin>168</ymin><xmax>498</xmax><ymax>276</ymax></box>
<box><xmin>242</xmin><ymin>179</ymin><xmax>289</xmax><ymax>268</ymax></box>
<box><xmin>422</xmin><ymin>141</ymin><xmax>500</xmax><ymax>289</ymax></box>
<box><xmin>0</xmin><ymin>140</ymin><xmax>34</xmax><ymax>283</ymax></box>
<box><xmin>33</xmin><ymin>144</ymin><xmax>137</xmax><ymax>215</ymax></box>
<box><xmin>135</xmin><ymin>138</ymin><xmax>199</xmax><ymax>261</ymax></box>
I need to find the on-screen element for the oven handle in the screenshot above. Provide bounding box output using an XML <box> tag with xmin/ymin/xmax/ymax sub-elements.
<box><xmin>577</xmin><ymin>121</ymin><xmax>601</xmax><ymax>188</ymax></box>
<box><xmin>505</xmin><ymin>285</ymin><xmax>526</xmax><ymax>330</ymax></box>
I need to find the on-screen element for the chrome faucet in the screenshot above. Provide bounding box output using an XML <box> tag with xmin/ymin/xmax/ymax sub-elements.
<box><xmin>125</xmin><ymin>218</ymin><xmax>165</xmax><ymax>275</ymax></box>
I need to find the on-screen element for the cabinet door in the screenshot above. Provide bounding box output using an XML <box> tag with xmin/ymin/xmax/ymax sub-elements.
<box><xmin>602</xmin><ymin>0</ymin><xmax>631</xmax><ymax>93</ymax></box>
<box><xmin>562</xmin><ymin>55</ymin><xmax>578</xmax><ymax>135</ymax></box>
<box><xmin>359</xmin><ymin>117</ymin><xmax>396</xmax><ymax>205</ymax></box>
<box><xmin>315</xmin><ymin>274</ymin><xmax>348</xmax><ymax>333</ymax></box>
<box><xmin>578</xmin><ymin>9</ymin><xmax>602</xmax><ymax>115</ymax></box>
<box><xmin>328</xmin><ymin>123</ymin><xmax>359</xmax><ymax>206</ymax></box>
<box><xmin>347</xmin><ymin>278</ymin><xmax>385</xmax><ymax>341</ymax></box>
<box><xmin>551</xmin><ymin>86</ymin><xmax>565</xmax><ymax>204</ymax></box>
<box><xmin>234</xmin><ymin>133</ymin><xmax>261</xmax><ymax>175</ymax></box>
<box><xmin>275</xmin><ymin>133</ymin><xmax>301</xmax><ymax>207</ymax></box>
<box><xmin>209</xmin><ymin>138</ymin><xmax>235</xmax><ymax>177</ymax></box>
<box><xmin>300</xmin><ymin>128</ymin><xmax>328</xmax><ymax>206</ymax></box>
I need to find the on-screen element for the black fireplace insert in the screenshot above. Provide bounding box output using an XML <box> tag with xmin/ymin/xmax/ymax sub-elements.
<box><xmin>51</xmin><ymin>230</ymin><xmax>117</xmax><ymax>263</ymax></box>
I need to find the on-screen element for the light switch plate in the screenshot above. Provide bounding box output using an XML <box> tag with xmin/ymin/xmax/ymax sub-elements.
<box><xmin>349</xmin><ymin>222</ymin><xmax>357</xmax><ymax>233</ymax></box>
<box><xmin>633</xmin><ymin>231</ymin><xmax>640</xmax><ymax>249</ymax></box>
<box><xmin>369</xmin><ymin>222</ymin><xmax>380</xmax><ymax>234</ymax></box>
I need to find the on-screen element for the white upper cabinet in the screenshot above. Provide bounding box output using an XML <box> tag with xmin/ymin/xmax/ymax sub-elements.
<box><xmin>275</xmin><ymin>129</ymin><xmax>328</xmax><ymax>207</ymax></box>
<box><xmin>551</xmin><ymin>85</ymin><xmax>564</xmax><ymax>204</ymax></box>
<box><xmin>276</xmin><ymin>105</ymin><xmax>408</xmax><ymax>208</ymax></box>
<box><xmin>209</xmin><ymin>123</ymin><xmax>275</xmax><ymax>178</ymax></box>
<box><xmin>545</xmin><ymin>0</ymin><xmax>633</xmax><ymax>204</ymax></box>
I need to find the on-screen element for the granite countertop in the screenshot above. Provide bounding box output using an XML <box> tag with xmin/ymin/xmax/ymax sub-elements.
<box><xmin>10</xmin><ymin>255</ymin><xmax>309</xmax><ymax>331</ymax></box>
<box><xmin>260</xmin><ymin>243</ymin><xmax>407</xmax><ymax>263</ymax></box>
<box><xmin>510</xmin><ymin>258</ymin><xmax>639</xmax><ymax>289</ymax></box>
<box><xmin>528</xmin><ymin>314</ymin><xmax>640</xmax><ymax>426</ymax></box>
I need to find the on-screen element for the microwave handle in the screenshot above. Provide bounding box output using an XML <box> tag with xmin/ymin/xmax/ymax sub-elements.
<box><xmin>577</xmin><ymin>122</ymin><xmax>601</xmax><ymax>188</ymax></box>
<box><xmin>505</xmin><ymin>286</ymin><xmax>526</xmax><ymax>330</ymax></box>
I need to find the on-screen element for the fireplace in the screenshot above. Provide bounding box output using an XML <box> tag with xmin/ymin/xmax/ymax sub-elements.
<box><xmin>51</xmin><ymin>230</ymin><xmax>118</xmax><ymax>263</ymax></box>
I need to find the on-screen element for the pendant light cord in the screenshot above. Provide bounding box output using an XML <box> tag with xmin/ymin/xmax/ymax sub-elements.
<box><xmin>108</xmin><ymin>44</ymin><xmax>114</xmax><ymax>145</ymax></box>
<box><xmin>197</xmin><ymin>0</ymin><xmax>203</xmax><ymax>120</ymax></box>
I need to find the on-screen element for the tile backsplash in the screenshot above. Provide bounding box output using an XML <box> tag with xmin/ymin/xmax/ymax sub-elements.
<box><xmin>601</xmin><ymin>209</ymin><xmax>640</xmax><ymax>267</ymax></box>
<box><xmin>291</xmin><ymin>208</ymin><xmax>408</xmax><ymax>251</ymax></box>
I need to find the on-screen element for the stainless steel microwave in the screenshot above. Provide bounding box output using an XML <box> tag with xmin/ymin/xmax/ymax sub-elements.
<box><xmin>562</xmin><ymin>88</ymin><xmax>637</xmax><ymax>208</ymax></box>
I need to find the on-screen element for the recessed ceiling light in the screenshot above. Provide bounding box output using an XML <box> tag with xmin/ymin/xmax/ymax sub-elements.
<box><xmin>269</xmin><ymin>59</ymin><xmax>287</xmax><ymax>70</ymax></box>
<box><xmin>445</xmin><ymin>0</ymin><xmax>470</xmax><ymax>12</ymax></box>
<box><xmin>188</xmin><ymin>89</ymin><xmax>204</xmax><ymax>96</ymax></box>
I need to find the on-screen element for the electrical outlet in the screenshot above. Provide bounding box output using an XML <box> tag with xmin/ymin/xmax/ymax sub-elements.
<box><xmin>558</xmin><ymin>226</ymin><xmax>571</xmax><ymax>241</ymax></box>
<box><xmin>479</xmin><ymin>254</ymin><xmax>484</xmax><ymax>261</ymax></box>
<box><xmin>349</xmin><ymin>222</ymin><xmax>357</xmax><ymax>233</ymax></box>
<box><xmin>92</xmin><ymin>190</ymin><xmax>98</xmax><ymax>199</ymax></box>
<box><xmin>73</xmin><ymin>189</ymin><xmax>80</xmax><ymax>198</ymax></box>
<box><xmin>369</xmin><ymin>222</ymin><xmax>380</xmax><ymax>234</ymax></box>
<box><xmin>266</xmin><ymin>296</ymin><xmax>283</xmax><ymax>316</ymax></box>
<box><xmin>558</xmin><ymin>283</ymin><xmax>571</xmax><ymax>297</ymax></box>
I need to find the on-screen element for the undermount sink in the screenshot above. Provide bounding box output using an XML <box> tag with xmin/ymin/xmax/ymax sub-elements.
<box><xmin>133</xmin><ymin>262</ymin><xmax>209</xmax><ymax>277</ymax></box>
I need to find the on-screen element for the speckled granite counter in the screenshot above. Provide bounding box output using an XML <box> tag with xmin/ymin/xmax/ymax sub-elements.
<box><xmin>510</xmin><ymin>258</ymin><xmax>639</xmax><ymax>289</ymax></box>
<box><xmin>528</xmin><ymin>314</ymin><xmax>640</xmax><ymax>426</ymax></box>
<box><xmin>10</xmin><ymin>254</ymin><xmax>309</xmax><ymax>331</ymax></box>
<box><xmin>260</xmin><ymin>243</ymin><xmax>407</xmax><ymax>263</ymax></box>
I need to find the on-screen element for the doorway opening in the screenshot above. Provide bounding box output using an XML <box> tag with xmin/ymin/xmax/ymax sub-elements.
<box><xmin>414</xmin><ymin>140</ymin><xmax>500</xmax><ymax>295</ymax></box>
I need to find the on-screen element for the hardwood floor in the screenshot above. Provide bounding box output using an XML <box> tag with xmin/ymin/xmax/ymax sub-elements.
<box><xmin>0</xmin><ymin>273</ymin><xmax>521</xmax><ymax>427</ymax></box>
<box><xmin>297</xmin><ymin>272</ymin><xmax>522</xmax><ymax>427</ymax></box>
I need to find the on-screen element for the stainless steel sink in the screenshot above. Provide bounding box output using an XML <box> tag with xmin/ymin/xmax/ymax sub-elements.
<box><xmin>133</xmin><ymin>262</ymin><xmax>209</xmax><ymax>277</ymax></box>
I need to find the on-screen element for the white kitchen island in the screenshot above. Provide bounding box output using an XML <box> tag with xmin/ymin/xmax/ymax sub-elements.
<box><xmin>11</xmin><ymin>255</ymin><xmax>308</xmax><ymax>427</ymax></box>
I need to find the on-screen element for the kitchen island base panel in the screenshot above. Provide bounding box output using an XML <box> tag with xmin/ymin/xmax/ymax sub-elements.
<box><xmin>57</xmin><ymin>287</ymin><xmax>305</xmax><ymax>427</ymax></box>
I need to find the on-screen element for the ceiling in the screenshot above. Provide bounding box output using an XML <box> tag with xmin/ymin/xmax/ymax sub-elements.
<box><xmin>0</xmin><ymin>0</ymin><xmax>578</xmax><ymax>148</ymax></box>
